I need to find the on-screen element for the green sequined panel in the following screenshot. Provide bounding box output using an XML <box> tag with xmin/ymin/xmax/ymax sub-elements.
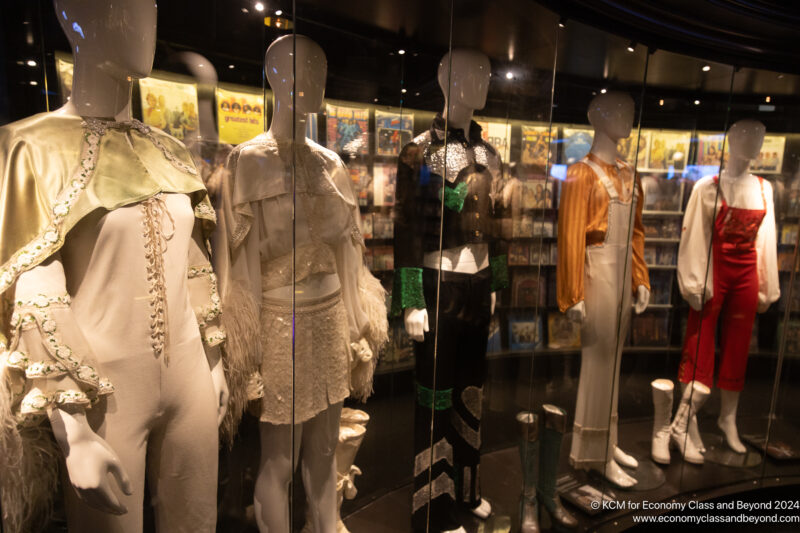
<box><xmin>390</xmin><ymin>267</ymin><xmax>426</xmax><ymax>317</ymax></box>
<box><xmin>416</xmin><ymin>382</ymin><xmax>453</xmax><ymax>410</ymax></box>
<box><xmin>440</xmin><ymin>181</ymin><xmax>468</xmax><ymax>212</ymax></box>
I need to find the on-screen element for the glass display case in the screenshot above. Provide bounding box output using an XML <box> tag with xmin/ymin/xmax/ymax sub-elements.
<box><xmin>1</xmin><ymin>1</ymin><xmax>799</xmax><ymax>532</ymax></box>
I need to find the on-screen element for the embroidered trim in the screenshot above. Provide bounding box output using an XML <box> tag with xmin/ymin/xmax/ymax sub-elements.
<box><xmin>141</xmin><ymin>195</ymin><xmax>174</xmax><ymax>360</ymax></box>
<box><xmin>193</xmin><ymin>199</ymin><xmax>217</xmax><ymax>223</ymax></box>
<box><xmin>204</xmin><ymin>329</ymin><xmax>227</xmax><ymax>347</ymax></box>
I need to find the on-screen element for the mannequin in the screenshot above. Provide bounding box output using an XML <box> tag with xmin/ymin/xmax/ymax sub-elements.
<box><xmin>393</xmin><ymin>49</ymin><xmax>508</xmax><ymax>533</ymax></box>
<box><xmin>671</xmin><ymin>119</ymin><xmax>779</xmax><ymax>459</ymax></box>
<box><xmin>177</xmin><ymin>51</ymin><xmax>232</xmax><ymax>207</ymax></box>
<box><xmin>217</xmin><ymin>35</ymin><xmax>387</xmax><ymax>533</ymax></box>
<box><xmin>0</xmin><ymin>1</ymin><xmax>229</xmax><ymax>531</ymax></box>
<box><xmin>556</xmin><ymin>92</ymin><xmax>650</xmax><ymax>488</ymax></box>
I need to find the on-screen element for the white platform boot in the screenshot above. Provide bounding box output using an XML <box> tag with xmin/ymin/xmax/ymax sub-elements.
<box><xmin>302</xmin><ymin>408</ymin><xmax>369</xmax><ymax>533</ymax></box>
<box><xmin>681</xmin><ymin>382</ymin><xmax>706</xmax><ymax>454</ymax></box>
<box><xmin>670</xmin><ymin>381</ymin><xmax>710</xmax><ymax>464</ymax></box>
<box><xmin>650</xmin><ymin>379</ymin><xmax>674</xmax><ymax>465</ymax></box>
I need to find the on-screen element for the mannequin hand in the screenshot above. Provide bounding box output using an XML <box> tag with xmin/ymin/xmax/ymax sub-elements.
<box><xmin>209</xmin><ymin>354</ymin><xmax>229</xmax><ymax>426</ymax></box>
<box><xmin>49</xmin><ymin>408</ymin><xmax>132</xmax><ymax>515</ymax></box>
<box><xmin>634</xmin><ymin>286</ymin><xmax>650</xmax><ymax>314</ymax></box>
<box><xmin>490</xmin><ymin>292</ymin><xmax>497</xmax><ymax>315</ymax></box>
<box><xmin>566</xmin><ymin>301</ymin><xmax>586</xmax><ymax>324</ymax></box>
<box><xmin>404</xmin><ymin>308</ymin><xmax>429</xmax><ymax>342</ymax></box>
<box><xmin>686</xmin><ymin>293</ymin><xmax>704</xmax><ymax>312</ymax></box>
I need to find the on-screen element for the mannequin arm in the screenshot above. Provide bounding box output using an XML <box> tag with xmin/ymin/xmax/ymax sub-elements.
<box><xmin>634</xmin><ymin>285</ymin><xmax>650</xmax><ymax>314</ymax></box>
<box><xmin>677</xmin><ymin>178</ymin><xmax>715</xmax><ymax>306</ymax></box>
<box><xmin>631</xmin><ymin>177</ymin><xmax>650</xmax><ymax>295</ymax></box>
<box><xmin>188</xmin><ymin>229</ymin><xmax>229</xmax><ymax>426</ymax></box>
<box><xmin>556</xmin><ymin>163</ymin><xmax>591</xmax><ymax>312</ymax></box>
<box><xmin>566</xmin><ymin>301</ymin><xmax>586</xmax><ymax>324</ymax></box>
<box><xmin>49</xmin><ymin>407</ymin><xmax>132</xmax><ymax>514</ymax></box>
<box><xmin>491</xmin><ymin>292</ymin><xmax>497</xmax><ymax>315</ymax></box>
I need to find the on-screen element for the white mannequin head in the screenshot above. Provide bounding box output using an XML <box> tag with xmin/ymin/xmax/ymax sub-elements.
<box><xmin>266</xmin><ymin>35</ymin><xmax>327</xmax><ymax>116</ymax></box>
<box><xmin>727</xmin><ymin>119</ymin><xmax>766</xmax><ymax>161</ymax></box>
<box><xmin>587</xmin><ymin>92</ymin><xmax>634</xmax><ymax>141</ymax></box>
<box><xmin>437</xmin><ymin>49</ymin><xmax>491</xmax><ymax>131</ymax></box>
<box><xmin>54</xmin><ymin>0</ymin><xmax>157</xmax><ymax>119</ymax></box>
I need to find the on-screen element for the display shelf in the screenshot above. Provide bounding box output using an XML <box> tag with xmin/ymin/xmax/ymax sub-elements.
<box><xmin>646</xmin><ymin>264</ymin><xmax>677</xmax><ymax>270</ymax></box>
<box><xmin>646</xmin><ymin>238</ymin><xmax>680</xmax><ymax>243</ymax></box>
<box><xmin>643</xmin><ymin>210</ymin><xmax>684</xmax><ymax>216</ymax></box>
<box><xmin>645</xmin><ymin>303</ymin><xmax>673</xmax><ymax>309</ymax></box>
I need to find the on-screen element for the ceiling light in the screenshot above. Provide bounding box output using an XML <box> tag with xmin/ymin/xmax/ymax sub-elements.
<box><xmin>778</xmin><ymin>74</ymin><xmax>785</xmax><ymax>79</ymax></box>
<box><xmin>401</xmin><ymin>88</ymin><xmax>407</xmax><ymax>93</ymax></box>
<box><xmin>694</xmin><ymin>99</ymin><xmax>700</xmax><ymax>105</ymax></box>
<box><xmin>765</xmin><ymin>96</ymin><xmax>771</xmax><ymax>103</ymax></box>
<box><xmin>505</xmin><ymin>71</ymin><xmax>514</xmax><ymax>80</ymax></box>
<box><xmin>659</xmin><ymin>99</ymin><xmax>664</xmax><ymax>106</ymax></box>
<box><xmin>373</xmin><ymin>98</ymin><xmax>378</xmax><ymax>102</ymax></box>
<box><xmin>29</xmin><ymin>80</ymin><xmax>38</xmax><ymax>86</ymax></box>
<box><xmin>241</xmin><ymin>7</ymin><xmax>249</xmax><ymax>13</ymax></box>
<box><xmin>558</xmin><ymin>17</ymin><xmax>566</xmax><ymax>28</ymax></box>
<box><xmin>398</xmin><ymin>49</ymin><xmax>406</xmax><ymax>55</ymax></box>
<box><xmin>228</xmin><ymin>64</ymin><xmax>235</xmax><ymax>69</ymax></box>
<box><xmin>26</xmin><ymin>59</ymin><xmax>37</xmax><ymax>67</ymax></box>
<box><xmin>275</xmin><ymin>9</ymin><xmax>282</xmax><ymax>15</ymax></box>
<box><xmin>415</xmin><ymin>92</ymin><xmax>420</xmax><ymax>96</ymax></box>
<box><xmin>626</xmin><ymin>41</ymin><xmax>636</xmax><ymax>53</ymax></box>
<box><xmin>600</xmin><ymin>88</ymin><xmax>607</xmax><ymax>94</ymax></box>
<box><xmin>254</xmin><ymin>2</ymin><xmax>265</xmax><ymax>12</ymax></box>
<box><xmin>702</xmin><ymin>65</ymin><xmax>711</xmax><ymax>72</ymax></box>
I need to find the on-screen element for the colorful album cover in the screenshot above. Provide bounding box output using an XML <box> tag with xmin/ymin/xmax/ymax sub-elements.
<box><xmin>522</xmin><ymin>179</ymin><xmax>555</xmax><ymax>209</ymax></box>
<box><xmin>348</xmin><ymin>163</ymin><xmax>372</xmax><ymax>206</ymax></box>
<box><xmin>375</xmin><ymin>110</ymin><xmax>413</xmax><ymax>156</ymax></box>
<box><xmin>696</xmin><ymin>132</ymin><xmax>725</xmax><ymax>167</ymax></box>
<box><xmin>529</xmin><ymin>243</ymin><xmax>550</xmax><ymax>266</ymax></box>
<box><xmin>750</xmin><ymin>135</ymin><xmax>786</xmax><ymax>173</ymax></box>
<box><xmin>215</xmin><ymin>87</ymin><xmax>265</xmax><ymax>145</ymax></box>
<box><xmin>305</xmin><ymin>112</ymin><xmax>319</xmax><ymax>142</ymax></box>
<box><xmin>372</xmin><ymin>213</ymin><xmax>394</xmax><ymax>239</ymax></box>
<box><xmin>641</xmin><ymin>174</ymin><xmax>683</xmax><ymax>212</ymax></box>
<box><xmin>326</xmin><ymin>103</ymin><xmax>369</xmax><ymax>154</ymax></box>
<box><xmin>476</xmin><ymin>119</ymin><xmax>512</xmax><ymax>161</ymax></box>
<box><xmin>547</xmin><ymin>313</ymin><xmax>581</xmax><ymax>349</ymax></box>
<box><xmin>372</xmin><ymin>162</ymin><xmax>397</xmax><ymax>206</ymax></box>
<box><xmin>508</xmin><ymin>314</ymin><xmax>543</xmax><ymax>351</ymax></box>
<box><xmin>780</xmin><ymin>223</ymin><xmax>798</xmax><ymax>245</ymax></box>
<box><xmin>511</xmin><ymin>272</ymin><xmax>546</xmax><ymax>308</ymax></box>
<box><xmin>560</xmin><ymin>127</ymin><xmax>593</xmax><ymax>165</ymax></box>
<box><xmin>646</xmin><ymin>130</ymin><xmax>690</xmax><ymax>171</ymax></box>
<box><xmin>521</xmin><ymin>125</ymin><xmax>556</xmax><ymax>168</ymax></box>
<box><xmin>139</xmin><ymin>77</ymin><xmax>199</xmax><ymax>140</ymax></box>
<box><xmin>360</xmin><ymin>213</ymin><xmax>373</xmax><ymax>240</ymax></box>
<box><xmin>513</xmin><ymin>215</ymin><xmax>535</xmax><ymax>238</ymax></box>
<box><xmin>616</xmin><ymin>129</ymin><xmax>650</xmax><ymax>168</ymax></box>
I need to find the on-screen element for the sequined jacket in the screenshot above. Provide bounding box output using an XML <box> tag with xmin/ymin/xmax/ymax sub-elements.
<box><xmin>391</xmin><ymin>115</ymin><xmax>509</xmax><ymax>316</ymax></box>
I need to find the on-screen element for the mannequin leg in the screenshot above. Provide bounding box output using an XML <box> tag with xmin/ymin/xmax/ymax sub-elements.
<box><xmin>147</xmin><ymin>347</ymin><xmax>219</xmax><ymax>533</ymax></box>
<box><xmin>680</xmin><ymin>382</ymin><xmax>705</xmax><ymax>454</ymax></box>
<box><xmin>718</xmin><ymin>389</ymin><xmax>747</xmax><ymax>453</ymax></box>
<box><xmin>63</xmin><ymin>353</ymin><xmax>161</xmax><ymax>532</ymax></box>
<box><xmin>451</xmin><ymin>271</ymin><xmax>491</xmax><ymax>517</ymax></box>
<box><xmin>300</xmin><ymin>402</ymin><xmax>343</xmax><ymax>533</ymax></box>
<box><xmin>411</xmin><ymin>269</ymin><xmax>461</xmax><ymax>533</ymax></box>
<box><xmin>255</xmin><ymin>421</ymin><xmax>302</xmax><ymax>533</ymax></box>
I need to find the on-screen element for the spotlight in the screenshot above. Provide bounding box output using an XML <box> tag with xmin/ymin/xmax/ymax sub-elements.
<box><xmin>659</xmin><ymin>99</ymin><xmax>664</xmax><ymax>106</ymax></box>
<box><xmin>241</xmin><ymin>7</ymin><xmax>249</xmax><ymax>13</ymax></box>
<box><xmin>29</xmin><ymin>80</ymin><xmax>38</xmax><ymax>86</ymax></box>
<box><xmin>254</xmin><ymin>2</ymin><xmax>265</xmax><ymax>12</ymax></box>
<box><xmin>505</xmin><ymin>71</ymin><xmax>514</xmax><ymax>80</ymax></box>
<box><xmin>600</xmin><ymin>88</ymin><xmax>607</xmax><ymax>94</ymax></box>
<box><xmin>558</xmin><ymin>17</ymin><xmax>566</xmax><ymax>28</ymax></box>
<box><xmin>626</xmin><ymin>41</ymin><xmax>636</xmax><ymax>53</ymax></box>
<box><xmin>228</xmin><ymin>64</ymin><xmax>235</xmax><ymax>69</ymax></box>
<box><xmin>26</xmin><ymin>59</ymin><xmax>37</xmax><ymax>67</ymax></box>
<box><xmin>398</xmin><ymin>49</ymin><xmax>406</xmax><ymax>55</ymax></box>
<box><xmin>401</xmin><ymin>88</ymin><xmax>407</xmax><ymax>94</ymax></box>
<box><xmin>373</xmin><ymin>98</ymin><xmax>378</xmax><ymax>102</ymax></box>
<box><xmin>694</xmin><ymin>99</ymin><xmax>701</xmax><ymax>105</ymax></box>
<box><xmin>415</xmin><ymin>92</ymin><xmax>420</xmax><ymax>96</ymax></box>
<box><xmin>765</xmin><ymin>96</ymin><xmax>771</xmax><ymax>103</ymax></box>
<box><xmin>275</xmin><ymin>9</ymin><xmax>282</xmax><ymax>15</ymax></box>
<box><xmin>702</xmin><ymin>65</ymin><xmax>711</xmax><ymax>72</ymax></box>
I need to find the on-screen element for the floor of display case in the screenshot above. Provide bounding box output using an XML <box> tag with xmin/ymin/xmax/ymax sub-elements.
<box><xmin>343</xmin><ymin>418</ymin><xmax>800</xmax><ymax>533</ymax></box>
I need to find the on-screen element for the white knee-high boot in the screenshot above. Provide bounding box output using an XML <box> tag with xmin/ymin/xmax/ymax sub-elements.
<box><xmin>680</xmin><ymin>382</ymin><xmax>706</xmax><ymax>453</ymax></box>
<box><xmin>670</xmin><ymin>381</ymin><xmax>710</xmax><ymax>464</ymax></box>
<box><xmin>718</xmin><ymin>389</ymin><xmax>747</xmax><ymax>453</ymax></box>
<box><xmin>650</xmin><ymin>379</ymin><xmax>674</xmax><ymax>465</ymax></box>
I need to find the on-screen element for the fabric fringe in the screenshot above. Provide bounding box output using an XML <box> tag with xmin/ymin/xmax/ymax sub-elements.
<box><xmin>0</xmin><ymin>361</ymin><xmax>59</xmax><ymax>533</ymax></box>
<box><xmin>219</xmin><ymin>282</ymin><xmax>261</xmax><ymax>447</ymax></box>
<box><xmin>350</xmin><ymin>268</ymin><xmax>389</xmax><ymax>402</ymax></box>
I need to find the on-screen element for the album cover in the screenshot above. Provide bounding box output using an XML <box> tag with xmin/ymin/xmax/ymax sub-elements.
<box><xmin>547</xmin><ymin>313</ymin><xmax>581</xmax><ymax>349</ymax></box>
<box><xmin>508</xmin><ymin>314</ymin><xmax>543</xmax><ymax>351</ymax></box>
<box><xmin>509</xmin><ymin>242</ymin><xmax>531</xmax><ymax>266</ymax></box>
<box><xmin>521</xmin><ymin>125</ymin><xmax>556</xmax><ymax>169</ymax></box>
<box><xmin>511</xmin><ymin>272</ymin><xmax>546</xmax><ymax>308</ymax></box>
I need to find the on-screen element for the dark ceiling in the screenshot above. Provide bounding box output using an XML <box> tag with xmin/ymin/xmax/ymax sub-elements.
<box><xmin>2</xmin><ymin>0</ymin><xmax>799</xmax><ymax>128</ymax></box>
